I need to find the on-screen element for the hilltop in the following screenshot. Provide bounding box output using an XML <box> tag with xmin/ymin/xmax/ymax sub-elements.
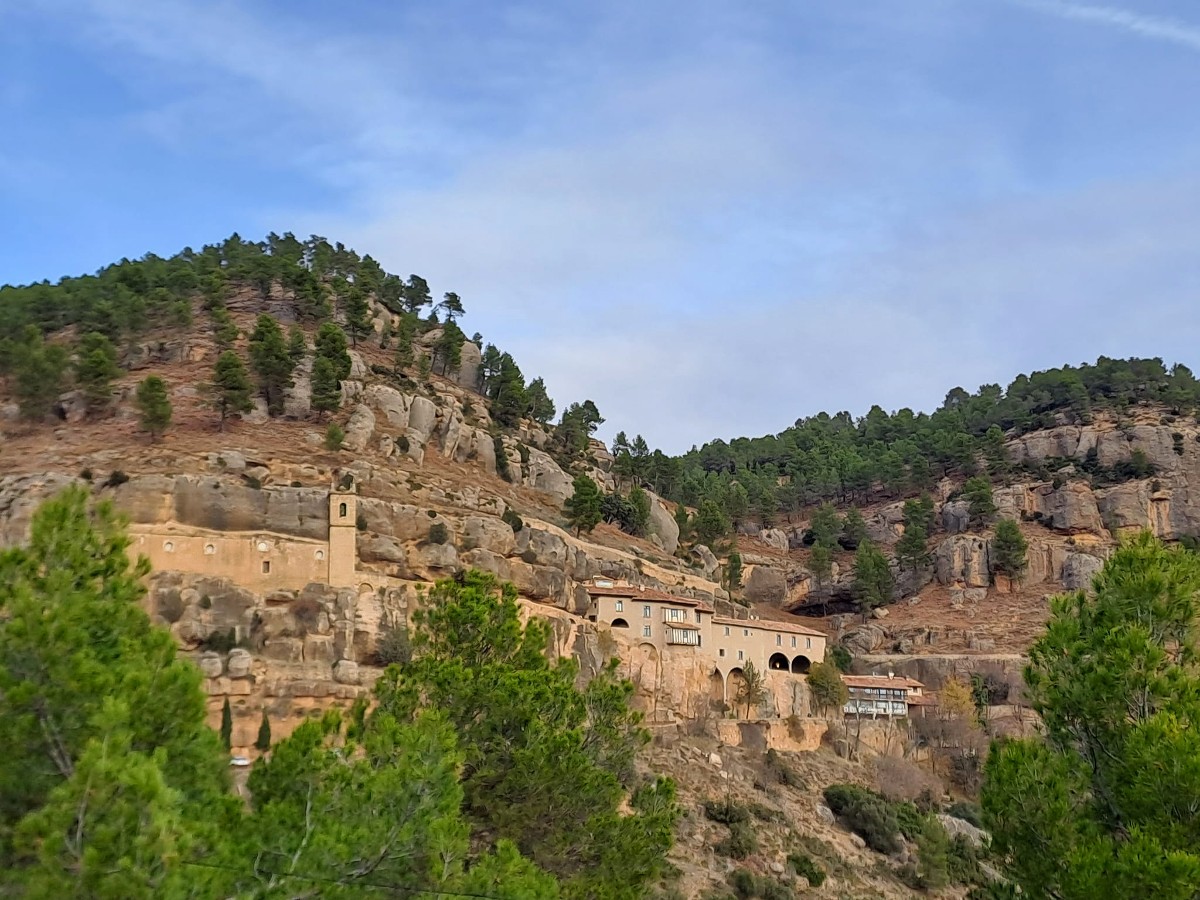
<box><xmin>3</xmin><ymin>233</ymin><xmax>1200</xmax><ymax>897</ymax></box>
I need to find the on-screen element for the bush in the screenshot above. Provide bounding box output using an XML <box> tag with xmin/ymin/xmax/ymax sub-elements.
<box><xmin>822</xmin><ymin>784</ymin><xmax>902</xmax><ymax>854</ymax></box>
<box><xmin>494</xmin><ymin>435</ymin><xmax>512</xmax><ymax>482</ymax></box>
<box><xmin>502</xmin><ymin>508</ymin><xmax>524</xmax><ymax>533</ymax></box>
<box><xmin>78</xmin><ymin>467</ymin><xmax>93</xmax><ymax>482</ymax></box>
<box><xmin>765</xmin><ymin>748</ymin><xmax>803</xmax><ymax>788</ymax></box>
<box><xmin>729</xmin><ymin>869</ymin><xmax>792</xmax><ymax>900</ymax></box>
<box><xmin>396</xmin><ymin>434</ymin><xmax>410</xmax><ymax>453</ymax></box>
<box><xmin>356</xmin><ymin>511</ymin><xmax>368</xmax><ymax>531</ymax></box>
<box><xmin>428</xmin><ymin>523</ymin><xmax>449</xmax><ymax>544</ymax></box>
<box><xmin>373</xmin><ymin>626</ymin><xmax>412</xmax><ymax>666</ymax></box>
<box><xmin>242</xmin><ymin>474</ymin><xmax>263</xmax><ymax>490</ymax></box>
<box><xmin>199</xmin><ymin>628</ymin><xmax>238</xmax><ymax>653</ymax></box>
<box><xmin>829</xmin><ymin>644</ymin><xmax>852</xmax><ymax>672</ymax></box>
<box><xmin>324</xmin><ymin>422</ymin><xmax>345</xmax><ymax>451</ymax></box>
<box><xmin>714</xmin><ymin>822</ymin><xmax>758</xmax><ymax>860</ymax></box>
<box><xmin>946</xmin><ymin>800</ymin><xmax>984</xmax><ymax>829</ymax></box>
<box><xmin>103</xmin><ymin>470</ymin><xmax>129</xmax><ymax>489</ymax></box>
<box><xmin>748</xmin><ymin>801</ymin><xmax>784</xmax><ymax>823</ymax></box>
<box><xmin>703</xmin><ymin>797</ymin><xmax>750</xmax><ymax>826</ymax></box>
<box><xmin>787</xmin><ymin>852</ymin><xmax>826</xmax><ymax>887</ymax></box>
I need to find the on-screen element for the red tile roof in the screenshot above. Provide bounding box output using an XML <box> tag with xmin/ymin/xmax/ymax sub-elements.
<box><xmin>587</xmin><ymin>583</ymin><xmax>714</xmax><ymax>611</ymax></box>
<box><xmin>842</xmin><ymin>674</ymin><xmax>925</xmax><ymax>690</ymax></box>
<box><xmin>710</xmin><ymin>615</ymin><xmax>827</xmax><ymax>638</ymax></box>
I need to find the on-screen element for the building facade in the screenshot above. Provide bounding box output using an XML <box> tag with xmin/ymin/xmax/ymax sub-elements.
<box><xmin>841</xmin><ymin>674</ymin><xmax>928</xmax><ymax>718</ymax></box>
<box><xmin>585</xmin><ymin>578</ymin><xmax>828</xmax><ymax>707</ymax></box>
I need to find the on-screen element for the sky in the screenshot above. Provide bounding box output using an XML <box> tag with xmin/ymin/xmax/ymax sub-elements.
<box><xmin>3</xmin><ymin>0</ymin><xmax>1200</xmax><ymax>453</ymax></box>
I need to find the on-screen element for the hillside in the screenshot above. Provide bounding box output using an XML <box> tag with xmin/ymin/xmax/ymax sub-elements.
<box><xmin>4</xmin><ymin>233</ymin><xmax>1200</xmax><ymax>897</ymax></box>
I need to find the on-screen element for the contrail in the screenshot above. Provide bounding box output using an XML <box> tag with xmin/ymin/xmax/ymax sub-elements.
<box><xmin>1012</xmin><ymin>0</ymin><xmax>1200</xmax><ymax>52</ymax></box>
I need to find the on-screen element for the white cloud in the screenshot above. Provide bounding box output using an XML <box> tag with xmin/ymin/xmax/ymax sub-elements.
<box><xmin>1010</xmin><ymin>0</ymin><xmax>1200</xmax><ymax>52</ymax></box>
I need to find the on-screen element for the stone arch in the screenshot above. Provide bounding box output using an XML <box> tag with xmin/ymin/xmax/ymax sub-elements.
<box><xmin>768</xmin><ymin>652</ymin><xmax>790</xmax><ymax>671</ymax></box>
<box><xmin>339</xmin><ymin>502</ymin><xmax>348</xmax><ymax>518</ymax></box>
<box><xmin>610</xmin><ymin>618</ymin><xmax>629</xmax><ymax>628</ymax></box>
<box><xmin>358</xmin><ymin>583</ymin><xmax>375</xmax><ymax>598</ymax></box>
<box><xmin>631</xmin><ymin>642</ymin><xmax>661</xmax><ymax>694</ymax></box>
<box><xmin>791</xmin><ymin>655</ymin><xmax>812</xmax><ymax>674</ymax></box>
<box><xmin>727</xmin><ymin>666</ymin><xmax>745</xmax><ymax>703</ymax></box>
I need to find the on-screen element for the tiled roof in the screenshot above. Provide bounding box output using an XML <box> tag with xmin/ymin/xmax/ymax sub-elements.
<box><xmin>842</xmin><ymin>674</ymin><xmax>925</xmax><ymax>690</ymax></box>
<box><xmin>710</xmin><ymin>615</ymin><xmax>827</xmax><ymax>638</ymax></box>
<box><xmin>587</xmin><ymin>584</ymin><xmax>706</xmax><ymax>605</ymax></box>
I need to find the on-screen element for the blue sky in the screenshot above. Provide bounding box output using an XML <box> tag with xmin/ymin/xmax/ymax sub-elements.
<box><xmin>4</xmin><ymin>0</ymin><xmax>1200</xmax><ymax>452</ymax></box>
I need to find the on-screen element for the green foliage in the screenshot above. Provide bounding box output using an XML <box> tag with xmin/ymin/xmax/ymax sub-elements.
<box><xmin>829</xmin><ymin>643</ymin><xmax>852</xmax><ymax>672</ymax></box>
<box><xmin>254</xmin><ymin>710</ymin><xmax>271</xmax><ymax>751</ymax></box>
<box><xmin>210</xmin><ymin>306</ymin><xmax>239</xmax><ymax>350</ymax></box>
<box><xmin>324</xmin><ymin>421</ymin><xmax>345</xmax><ymax>451</ymax></box>
<box><xmin>808</xmin><ymin>543</ymin><xmax>833</xmax><ymax>588</ymax></box>
<box><xmin>601</xmin><ymin>487</ymin><xmax>651</xmax><ymax>537</ymax></box>
<box><xmin>564</xmin><ymin>474</ymin><xmax>603</xmax><ymax>535</ymax></box>
<box><xmin>135</xmin><ymin>375</ymin><xmax>172</xmax><ymax>441</ymax></box>
<box><xmin>982</xmin><ymin>533</ymin><xmax>1200</xmax><ymax>898</ymax></box>
<box><xmin>392</xmin><ymin>313</ymin><xmax>417</xmax><ymax>373</ymax></box>
<box><xmin>310</xmin><ymin>355</ymin><xmax>342</xmax><ymax>419</ymax></box>
<box><xmin>525</xmin><ymin>376</ymin><xmax>556</xmax><ymax>424</ymax></box>
<box><xmin>211</xmin><ymin>350</ymin><xmax>254</xmax><ymax>428</ymax></box>
<box><xmin>714</xmin><ymin>822</ymin><xmax>758</xmax><ymax>860</ymax></box>
<box><xmin>809</xmin><ymin>502</ymin><xmax>843</xmax><ymax>549</ymax></box>
<box><xmin>735</xmin><ymin>661</ymin><xmax>768</xmax><ymax>718</ymax></box>
<box><xmin>693</xmin><ymin>499</ymin><xmax>731</xmax><ymax>546</ymax></box>
<box><xmin>248</xmin><ymin>314</ymin><xmax>295</xmax><ymax>415</ymax></box>
<box><xmin>434</xmin><ymin>320</ymin><xmax>465</xmax><ymax>376</ymax></box>
<box><xmin>371</xmin><ymin>571</ymin><xmax>677</xmax><ymax>897</ymax></box>
<box><xmin>788</xmin><ymin>851</ymin><xmax>826</xmax><ymax>887</ymax></box>
<box><xmin>10</xmin><ymin>330</ymin><xmax>69</xmax><ymax>421</ymax></box>
<box><xmin>314</xmin><ymin>321</ymin><xmax>352</xmax><ymax>380</ymax></box>
<box><xmin>842</xmin><ymin>507</ymin><xmax>868</xmax><ymax>548</ymax></box>
<box><xmin>342</xmin><ymin>284</ymin><xmax>373</xmax><ymax>346</ymax></box>
<box><xmin>991</xmin><ymin>518</ymin><xmax>1028</xmax><ymax>579</ymax></box>
<box><xmin>286</xmin><ymin>324</ymin><xmax>307</xmax><ymax>361</ymax></box>
<box><xmin>946</xmin><ymin>800</ymin><xmax>984</xmax><ymax>829</ymax></box>
<box><xmin>373</xmin><ymin>625</ymin><xmax>412</xmax><ymax>667</ymax></box>
<box><xmin>703</xmin><ymin>797</ymin><xmax>751</xmax><ymax>826</ymax></box>
<box><xmin>962</xmin><ymin>476</ymin><xmax>997</xmax><ymax>527</ymax></box>
<box><xmin>74</xmin><ymin>331</ymin><xmax>122</xmax><ymax>414</ymax></box>
<box><xmin>807</xmin><ymin>661</ymin><xmax>848</xmax><ymax>715</ymax></box>
<box><xmin>220</xmin><ymin>698</ymin><xmax>233</xmax><ymax>751</ymax></box>
<box><xmin>0</xmin><ymin>487</ymin><xmax>233</xmax><ymax>880</ymax></box>
<box><xmin>728</xmin><ymin>868</ymin><xmax>792</xmax><ymax>900</ymax></box>
<box><xmin>896</xmin><ymin>494</ymin><xmax>935</xmax><ymax>570</ymax></box>
<box><xmin>725</xmin><ymin>549</ymin><xmax>743</xmax><ymax>593</ymax></box>
<box><xmin>852</xmin><ymin>540</ymin><xmax>894</xmax><ymax>617</ymax></box>
<box><xmin>494</xmin><ymin>435</ymin><xmax>513</xmax><ymax>481</ymax></box>
<box><xmin>822</xmin><ymin>784</ymin><xmax>903</xmax><ymax>854</ymax></box>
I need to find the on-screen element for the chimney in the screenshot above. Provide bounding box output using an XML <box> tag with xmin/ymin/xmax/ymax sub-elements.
<box><xmin>887</xmin><ymin>671</ymin><xmax>894</xmax><ymax>679</ymax></box>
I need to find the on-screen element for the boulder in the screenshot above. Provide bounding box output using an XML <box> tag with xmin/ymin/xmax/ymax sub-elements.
<box><xmin>522</xmin><ymin>448</ymin><xmax>575</xmax><ymax>505</ymax></box>
<box><xmin>198</xmin><ymin>652</ymin><xmax>223</xmax><ymax>678</ymax></box>
<box><xmin>1043</xmin><ymin>482</ymin><xmax>1104</xmax><ymax>533</ymax></box>
<box><xmin>842</xmin><ymin>624</ymin><xmax>888</xmax><ymax>654</ymax></box>
<box><xmin>283</xmin><ymin>356</ymin><xmax>312</xmax><ymax>418</ymax></box>
<box><xmin>456</xmin><ymin>340</ymin><xmax>481</xmax><ymax>392</ymax></box>
<box><xmin>342</xmin><ymin>404</ymin><xmax>376</xmax><ymax>452</ymax></box>
<box><xmin>692</xmin><ymin>545</ymin><xmax>720</xmax><ymax>579</ymax></box>
<box><xmin>940</xmin><ymin>500</ymin><xmax>970</xmax><ymax>534</ymax></box>
<box><xmin>413</xmin><ymin>541</ymin><xmax>459</xmax><ymax>571</ymax></box>
<box><xmin>226</xmin><ymin>648</ymin><xmax>253</xmax><ymax>679</ymax></box>
<box><xmin>935</xmin><ymin>535</ymin><xmax>991</xmax><ymax>588</ymax></box>
<box><xmin>936</xmin><ymin>813</ymin><xmax>989</xmax><ymax>848</ymax></box>
<box><xmin>742</xmin><ymin>565</ymin><xmax>787</xmax><ymax>605</ymax></box>
<box><xmin>461</xmin><ymin>515</ymin><xmax>516</xmax><ymax>556</ymax></box>
<box><xmin>406</xmin><ymin>396</ymin><xmax>438</xmax><ymax>448</ymax></box>
<box><xmin>364</xmin><ymin>384</ymin><xmax>410</xmax><ymax>428</ymax></box>
<box><xmin>1062</xmin><ymin>552</ymin><xmax>1104</xmax><ymax>591</ymax></box>
<box><xmin>333</xmin><ymin>659</ymin><xmax>361</xmax><ymax>685</ymax></box>
<box><xmin>647</xmin><ymin>493</ymin><xmax>680</xmax><ymax>554</ymax></box>
<box><xmin>758</xmin><ymin>528</ymin><xmax>789</xmax><ymax>553</ymax></box>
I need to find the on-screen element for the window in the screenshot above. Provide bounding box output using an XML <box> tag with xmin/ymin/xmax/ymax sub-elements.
<box><xmin>665</xmin><ymin>608</ymin><xmax>686</xmax><ymax>622</ymax></box>
<box><xmin>643</xmin><ymin>625</ymin><xmax>652</xmax><ymax>637</ymax></box>
<box><xmin>614</xmin><ymin>600</ymin><xmax>623</xmax><ymax>612</ymax></box>
<box><xmin>339</xmin><ymin>502</ymin><xmax>347</xmax><ymax>518</ymax></box>
<box><xmin>315</xmin><ymin>549</ymin><xmax>325</xmax><ymax>560</ymax></box>
<box><xmin>776</xmin><ymin>634</ymin><xmax>782</xmax><ymax>646</ymax></box>
<box><xmin>724</xmin><ymin>626</ymin><xmax>731</xmax><ymax>636</ymax></box>
<box><xmin>743</xmin><ymin>629</ymin><xmax>749</xmax><ymax>637</ymax></box>
<box><xmin>204</xmin><ymin>543</ymin><xmax>215</xmax><ymax>555</ymax></box>
<box><xmin>737</xmin><ymin>650</ymin><xmax>744</xmax><ymax>661</ymax></box>
<box><xmin>262</xmin><ymin>561</ymin><xmax>271</xmax><ymax>574</ymax></box>
<box><xmin>791</xmin><ymin>636</ymin><xmax>797</xmax><ymax>648</ymax></box>
<box><xmin>163</xmin><ymin>541</ymin><xmax>174</xmax><ymax>552</ymax></box>
<box><xmin>642</xmin><ymin>605</ymin><xmax>652</xmax><ymax>618</ymax></box>
<box><xmin>805</xmin><ymin>637</ymin><xmax>812</xmax><ymax>649</ymax></box>
<box><xmin>257</xmin><ymin>541</ymin><xmax>269</xmax><ymax>552</ymax></box>
<box><xmin>719</xmin><ymin>648</ymin><xmax>726</xmax><ymax>657</ymax></box>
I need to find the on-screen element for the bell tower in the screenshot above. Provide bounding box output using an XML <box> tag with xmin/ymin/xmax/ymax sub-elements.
<box><xmin>328</xmin><ymin>476</ymin><xmax>358</xmax><ymax>588</ymax></box>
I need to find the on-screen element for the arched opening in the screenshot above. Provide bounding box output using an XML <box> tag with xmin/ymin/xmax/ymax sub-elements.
<box><xmin>709</xmin><ymin>669</ymin><xmax>725</xmax><ymax>703</ymax></box>
<box><xmin>632</xmin><ymin>643</ymin><xmax>660</xmax><ymax>694</ymax></box>
<box><xmin>791</xmin><ymin>655</ymin><xmax>812</xmax><ymax>674</ymax></box>
<box><xmin>768</xmin><ymin>652</ymin><xmax>790</xmax><ymax>671</ymax></box>
<box><xmin>610</xmin><ymin>618</ymin><xmax>629</xmax><ymax>628</ymax></box>
<box><xmin>727</xmin><ymin>667</ymin><xmax>745</xmax><ymax>704</ymax></box>
<box><xmin>339</xmin><ymin>502</ymin><xmax>348</xmax><ymax>518</ymax></box>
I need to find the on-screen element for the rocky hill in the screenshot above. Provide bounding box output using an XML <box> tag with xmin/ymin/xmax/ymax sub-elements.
<box><xmin>4</xmin><ymin>234</ymin><xmax>1199</xmax><ymax>897</ymax></box>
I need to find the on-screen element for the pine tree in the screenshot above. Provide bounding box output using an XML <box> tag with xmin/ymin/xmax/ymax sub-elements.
<box><xmin>982</xmin><ymin>534</ymin><xmax>1200</xmax><ymax>897</ymax></box>
<box><xmin>852</xmin><ymin>540</ymin><xmax>894</xmax><ymax>619</ymax></box>
<box><xmin>436</xmin><ymin>291</ymin><xmax>465</xmax><ymax>322</ymax></box>
<box><xmin>725</xmin><ymin>549</ymin><xmax>743</xmax><ymax>593</ymax></box>
<box><xmin>313</xmin><ymin>321</ymin><xmax>352</xmax><ymax>381</ymax></box>
<box><xmin>248</xmin><ymin>315</ymin><xmax>295</xmax><ymax>416</ymax></box>
<box><xmin>809</xmin><ymin>544</ymin><xmax>833</xmax><ymax>588</ymax></box>
<box><xmin>220</xmin><ymin>698</ymin><xmax>232</xmax><ymax>751</ymax></box>
<box><xmin>12</xmin><ymin>330</ymin><xmax>69</xmax><ymax>421</ymax></box>
<box><xmin>735</xmin><ymin>661</ymin><xmax>767</xmax><ymax>718</ymax></box>
<box><xmin>564</xmin><ymin>474</ymin><xmax>603</xmax><ymax>535</ymax></box>
<box><xmin>810</xmin><ymin>502</ymin><xmax>843</xmax><ymax>549</ymax></box>
<box><xmin>254</xmin><ymin>710</ymin><xmax>271</xmax><ymax>752</ymax></box>
<box><xmin>693</xmin><ymin>499</ymin><xmax>731</xmax><ymax>546</ymax></box>
<box><xmin>135</xmin><ymin>376</ymin><xmax>173</xmax><ymax>442</ymax></box>
<box><xmin>434</xmin><ymin>320</ymin><xmax>464</xmax><ymax>376</ymax></box>
<box><xmin>392</xmin><ymin>314</ymin><xmax>417</xmax><ymax>374</ymax></box>
<box><xmin>324</xmin><ymin>422</ymin><xmax>345</xmax><ymax>451</ymax></box>
<box><xmin>807</xmin><ymin>661</ymin><xmax>848</xmax><ymax>716</ymax></box>
<box><xmin>310</xmin><ymin>356</ymin><xmax>342</xmax><ymax>421</ymax></box>
<box><xmin>525</xmin><ymin>377</ymin><xmax>555</xmax><ymax>424</ymax></box>
<box><xmin>211</xmin><ymin>350</ymin><xmax>254</xmax><ymax>430</ymax></box>
<box><xmin>991</xmin><ymin>518</ymin><xmax>1028</xmax><ymax>580</ymax></box>
<box><xmin>74</xmin><ymin>332</ymin><xmax>122</xmax><ymax>414</ymax></box>
<box><xmin>962</xmin><ymin>476</ymin><xmax>996</xmax><ymax>527</ymax></box>
<box><xmin>286</xmin><ymin>325</ymin><xmax>307</xmax><ymax>362</ymax></box>
<box><xmin>211</xmin><ymin>307</ymin><xmax>240</xmax><ymax>350</ymax></box>
<box><xmin>895</xmin><ymin>521</ymin><xmax>930</xmax><ymax>571</ymax></box>
<box><xmin>343</xmin><ymin>286</ymin><xmax>372</xmax><ymax>347</ymax></box>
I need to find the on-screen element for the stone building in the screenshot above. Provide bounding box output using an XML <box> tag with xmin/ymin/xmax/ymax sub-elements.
<box><xmin>841</xmin><ymin>673</ymin><xmax>928</xmax><ymax>718</ymax></box>
<box><xmin>584</xmin><ymin>577</ymin><xmax>827</xmax><ymax>709</ymax></box>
